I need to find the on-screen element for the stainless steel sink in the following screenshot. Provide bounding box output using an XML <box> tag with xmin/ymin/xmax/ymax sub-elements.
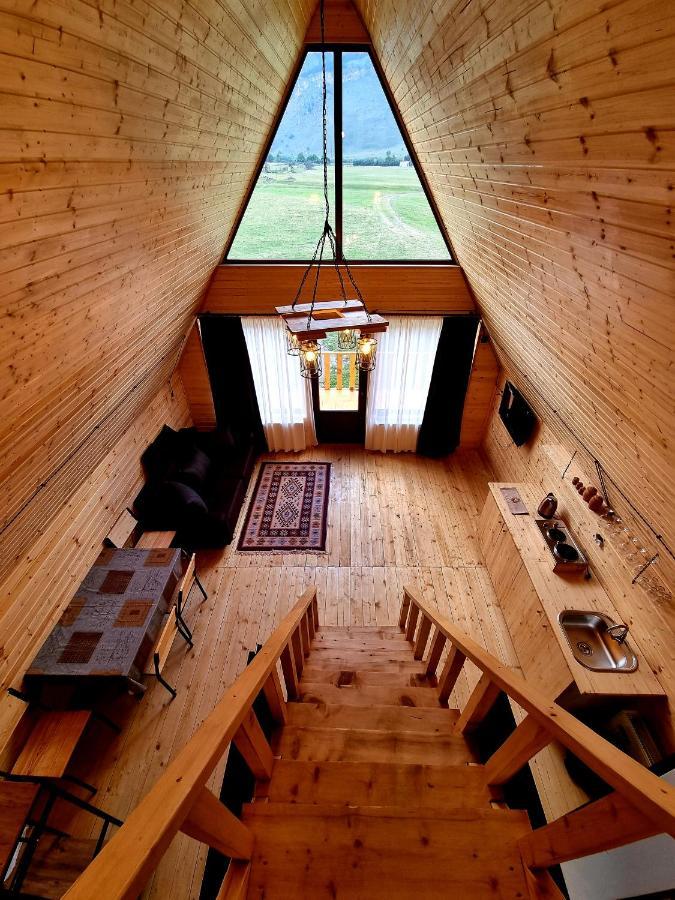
<box><xmin>558</xmin><ymin>610</ymin><xmax>638</xmax><ymax>672</ymax></box>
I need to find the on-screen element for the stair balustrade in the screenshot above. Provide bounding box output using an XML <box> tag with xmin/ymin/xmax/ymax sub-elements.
<box><xmin>399</xmin><ymin>585</ymin><xmax>675</xmax><ymax>877</ymax></box>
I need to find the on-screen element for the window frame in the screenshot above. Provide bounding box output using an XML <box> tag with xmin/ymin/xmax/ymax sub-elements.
<box><xmin>222</xmin><ymin>44</ymin><xmax>455</xmax><ymax>265</ymax></box>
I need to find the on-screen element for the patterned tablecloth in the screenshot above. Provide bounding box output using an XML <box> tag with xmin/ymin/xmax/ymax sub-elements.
<box><xmin>26</xmin><ymin>547</ymin><xmax>181</xmax><ymax>690</ymax></box>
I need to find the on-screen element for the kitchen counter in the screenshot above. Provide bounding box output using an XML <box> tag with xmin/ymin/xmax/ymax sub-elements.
<box><xmin>479</xmin><ymin>483</ymin><xmax>665</xmax><ymax>700</ymax></box>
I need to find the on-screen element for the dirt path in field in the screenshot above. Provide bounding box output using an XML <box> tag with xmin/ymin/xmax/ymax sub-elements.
<box><xmin>373</xmin><ymin>191</ymin><xmax>422</xmax><ymax>240</ymax></box>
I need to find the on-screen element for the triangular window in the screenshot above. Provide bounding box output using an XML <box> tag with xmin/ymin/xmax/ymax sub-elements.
<box><xmin>226</xmin><ymin>48</ymin><xmax>451</xmax><ymax>262</ymax></box>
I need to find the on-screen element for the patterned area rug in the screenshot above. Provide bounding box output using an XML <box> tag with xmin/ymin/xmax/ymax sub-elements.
<box><xmin>237</xmin><ymin>462</ymin><xmax>331</xmax><ymax>552</ymax></box>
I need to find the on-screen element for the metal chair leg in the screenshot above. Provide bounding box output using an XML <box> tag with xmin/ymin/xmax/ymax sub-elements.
<box><xmin>194</xmin><ymin>573</ymin><xmax>208</xmax><ymax>602</ymax></box>
<box><xmin>153</xmin><ymin>653</ymin><xmax>177</xmax><ymax>700</ymax></box>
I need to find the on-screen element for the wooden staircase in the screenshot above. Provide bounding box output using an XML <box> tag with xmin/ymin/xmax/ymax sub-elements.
<box><xmin>242</xmin><ymin>624</ymin><xmax>534</xmax><ymax>898</ymax></box>
<box><xmin>63</xmin><ymin>586</ymin><xmax>675</xmax><ymax>900</ymax></box>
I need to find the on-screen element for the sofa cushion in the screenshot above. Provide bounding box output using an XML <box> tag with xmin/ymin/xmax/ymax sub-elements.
<box><xmin>175</xmin><ymin>446</ymin><xmax>211</xmax><ymax>492</ymax></box>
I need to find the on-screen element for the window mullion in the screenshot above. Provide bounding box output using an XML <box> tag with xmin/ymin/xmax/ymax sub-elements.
<box><xmin>333</xmin><ymin>50</ymin><xmax>343</xmax><ymax>259</ymax></box>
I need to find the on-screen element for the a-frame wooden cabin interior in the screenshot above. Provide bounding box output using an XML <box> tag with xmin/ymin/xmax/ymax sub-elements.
<box><xmin>1</xmin><ymin>0</ymin><xmax>674</xmax><ymax>896</ymax></box>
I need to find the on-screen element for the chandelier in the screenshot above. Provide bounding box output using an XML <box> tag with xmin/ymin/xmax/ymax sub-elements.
<box><xmin>276</xmin><ymin>0</ymin><xmax>388</xmax><ymax>379</ymax></box>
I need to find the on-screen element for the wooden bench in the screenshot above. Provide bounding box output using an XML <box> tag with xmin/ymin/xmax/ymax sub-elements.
<box><xmin>104</xmin><ymin>509</ymin><xmax>140</xmax><ymax>549</ymax></box>
<box><xmin>142</xmin><ymin>552</ymin><xmax>207</xmax><ymax>699</ymax></box>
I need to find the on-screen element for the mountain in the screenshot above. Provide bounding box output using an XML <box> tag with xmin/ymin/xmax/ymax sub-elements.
<box><xmin>270</xmin><ymin>51</ymin><xmax>406</xmax><ymax>161</ymax></box>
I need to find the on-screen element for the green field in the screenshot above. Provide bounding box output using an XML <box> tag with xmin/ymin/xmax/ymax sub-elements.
<box><xmin>228</xmin><ymin>165</ymin><xmax>449</xmax><ymax>260</ymax></box>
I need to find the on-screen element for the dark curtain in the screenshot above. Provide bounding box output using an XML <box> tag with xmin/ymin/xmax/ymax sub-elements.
<box><xmin>416</xmin><ymin>315</ymin><xmax>479</xmax><ymax>457</ymax></box>
<box><xmin>199</xmin><ymin>314</ymin><xmax>266</xmax><ymax>450</ymax></box>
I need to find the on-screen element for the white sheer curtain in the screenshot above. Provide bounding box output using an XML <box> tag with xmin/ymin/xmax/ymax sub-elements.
<box><xmin>241</xmin><ymin>317</ymin><xmax>317</xmax><ymax>452</ymax></box>
<box><xmin>365</xmin><ymin>316</ymin><xmax>443</xmax><ymax>453</ymax></box>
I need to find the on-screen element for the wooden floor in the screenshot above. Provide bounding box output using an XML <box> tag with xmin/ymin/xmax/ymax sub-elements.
<box><xmin>64</xmin><ymin>446</ymin><xmax>522</xmax><ymax>899</ymax></box>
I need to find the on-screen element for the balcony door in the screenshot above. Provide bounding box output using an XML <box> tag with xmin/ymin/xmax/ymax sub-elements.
<box><xmin>310</xmin><ymin>340</ymin><xmax>367</xmax><ymax>443</ymax></box>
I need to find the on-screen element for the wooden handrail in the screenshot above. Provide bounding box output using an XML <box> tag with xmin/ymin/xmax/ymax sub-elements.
<box><xmin>64</xmin><ymin>587</ymin><xmax>318</xmax><ymax>900</ymax></box>
<box><xmin>401</xmin><ymin>585</ymin><xmax>675</xmax><ymax>841</ymax></box>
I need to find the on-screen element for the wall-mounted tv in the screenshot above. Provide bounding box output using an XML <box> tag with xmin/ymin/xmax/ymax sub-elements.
<box><xmin>498</xmin><ymin>381</ymin><xmax>537</xmax><ymax>446</ymax></box>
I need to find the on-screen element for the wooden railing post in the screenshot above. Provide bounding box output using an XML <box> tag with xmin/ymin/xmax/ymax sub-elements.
<box><xmin>455</xmin><ymin>673</ymin><xmax>501</xmax><ymax>734</ymax></box>
<box><xmin>398</xmin><ymin>592</ymin><xmax>411</xmax><ymax>630</ymax></box>
<box><xmin>413</xmin><ymin>615</ymin><xmax>431</xmax><ymax>660</ymax></box>
<box><xmin>280</xmin><ymin>643</ymin><xmax>299</xmax><ymax>700</ymax></box>
<box><xmin>485</xmin><ymin>715</ymin><xmax>551</xmax><ymax>786</ymax></box>
<box><xmin>425</xmin><ymin>629</ymin><xmax>446</xmax><ymax>676</ymax></box>
<box><xmin>405</xmin><ymin>602</ymin><xmax>419</xmax><ymax>642</ymax></box>
<box><xmin>262</xmin><ymin>668</ymin><xmax>287</xmax><ymax>724</ymax></box>
<box><xmin>181</xmin><ymin>787</ymin><xmax>253</xmax><ymax>860</ymax></box>
<box><xmin>291</xmin><ymin>627</ymin><xmax>304</xmax><ymax>675</ymax></box>
<box><xmin>518</xmin><ymin>791</ymin><xmax>660</xmax><ymax>869</ymax></box>
<box><xmin>233</xmin><ymin>709</ymin><xmax>273</xmax><ymax>781</ymax></box>
<box><xmin>438</xmin><ymin>646</ymin><xmax>466</xmax><ymax>705</ymax></box>
<box><xmin>300</xmin><ymin>614</ymin><xmax>311</xmax><ymax>656</ymax></box>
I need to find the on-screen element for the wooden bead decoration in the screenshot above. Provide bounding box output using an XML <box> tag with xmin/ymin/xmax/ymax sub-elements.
<box><xmin>572</xmin><ymin>476</ymin><xmax>580</xmax><ymax>486</ymax></box>
<box><xmin>583</xmin><ymin>486</ymin><xmax>597</xmax><ymax>502</ymax></box>
<box><xmin>576</xmin><ymin>482</ymin><xmax>584</xmax><ymax>493</ymax></box>
<box><xmin>589</xmin><ymin>494</ymin><xmax>605</xmax><ymax>514</ymax></box>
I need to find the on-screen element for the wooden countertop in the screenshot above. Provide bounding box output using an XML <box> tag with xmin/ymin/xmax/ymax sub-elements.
<box><xmin>489</xmin><ymin>483</ymin><xmax>665</xmax><ymax>698</ymax></box>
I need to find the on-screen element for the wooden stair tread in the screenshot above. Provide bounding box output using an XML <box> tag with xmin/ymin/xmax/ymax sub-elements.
<box><xmin>243</xmin><ymin>803</ymin><xmax>531</xmax><ymax>899</ymax></box>
<box><xmin>276</xmin><ymin>725</ymin><xmax>476</xmax><ymax>766</ymax></box>
<box><xmin>299</xmin><ymin>666</ymin><xmax>434</xmax><ymax>687</ymax></box>
<box><xmin>299</xmin><ymin>684</ymin><xmax>443</xmax><ymax>708</ymax></box>
<box><xmin>287</xmin><ymin>701</ymin><xmax>459</xmax><ymax>733</ymax></box>
<box><xmin>259</xmin><ymin>759</ymin><xmax>492</xmax><ymax>809</ymax></box>
<box><xmin>317</xmin><ymin>626</ymin><xmax>403</xmax><ymax>636</ymax></box>
<box><xmin>306</xmin><ymin>647</ymin><xmax>417</xmax><ymax>664</ymax></box>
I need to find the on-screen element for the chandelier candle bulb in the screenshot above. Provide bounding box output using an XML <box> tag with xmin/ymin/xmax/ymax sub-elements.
<box><xmin>299</xmin><ymin>340</ymin><xmax>322</xmax><ymax>379</ymax></box>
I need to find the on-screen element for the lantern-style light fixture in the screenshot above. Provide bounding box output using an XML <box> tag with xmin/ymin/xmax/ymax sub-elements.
<box><xmin>357</xmin><ymin>334</ymin><xmax>377</xmax><ymax>371</ymax></box>
<box><xmin>286</xmin><ymin>330</ymin><xmax>301</xmax><ymax>356</ymax></box>
<box><xmin>299</xmin><ymin>340</ymin><xmax>322</xmax><ymax>379</ymax></box>
<box><xmin>277</xmin><ymin>0</ymin><xmax>387</xmax><ymax>377</ymax></box>
<box><xmin>337</xmin><ymin>328</ymin><xmax>358</xmax><ymax>351</ymax></box>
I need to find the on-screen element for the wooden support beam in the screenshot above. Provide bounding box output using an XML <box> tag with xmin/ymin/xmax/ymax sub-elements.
<box><xmin>233</xmin><ymin>709</ymin><xmax>273</xmax><ymax>781</ymax></box>
<box><xmin>398</xmin><ymin>593</ymin><xmax>411</xmax><ymax>630</ymax></box>
<box><xmin>405</xmin><ymin>603</ymin><xmax>419</xmax><ymax>643</ymax></box>
<box><xmin>413</xmin><ymin>615</ymin><xmax>431</xmax><ymax>660</ymax></box>
<box><xmin>519</xmin><ymin>791</ymin><xmax>661</xmax><ymax>869</ymax></box>
<box><xmin>312</xmin><ymin>597</ymin><xmax>319</xmax><ymax>633</ymax></box>
<box><xmin>455</xmin><ymin>673</ymin><xmax>501</xmax><ymax>734</ymax></box>
<box><xmin>438</xmin><ymin>647</ymin><xmax>466</xmax><ymax>706</ymax></box>
<box><xmin>485</xmin><ymin>715</ymin><xmax>551</xmax><ymax>787</ymax></box>
<box><xmin>425</xmin><ymin>630</ymin><xmax>446</xmax><ymax>677</ymax></box>
<box><xmin>180</xmin><ymin>787</ymin><xmax>253</xmax><ymax>860</ymax></box>
<box><xmin>216</xmin><ymin>860</ymin><xmax>250</xmax><ymax>900</ymax></box>
<box><xmin>262</xmin><ymin>669</ymin><xmax>287</xmax><ymax>725</ymax></box>
<box><xmin>280</xmin><ymin>644</ymin><xmax>299</xmax><ymax>701</ymax></box>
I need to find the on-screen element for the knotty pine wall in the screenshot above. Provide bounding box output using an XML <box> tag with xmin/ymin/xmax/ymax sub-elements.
<box><xmin>0</xmin><ymin>1</ymin><xmax>313</xmax><ymax>718</ymax></box>
<box><xmin>357</xmin><ymin>0</ymin><xmax>675</xmax><ymax>569</ymax></box>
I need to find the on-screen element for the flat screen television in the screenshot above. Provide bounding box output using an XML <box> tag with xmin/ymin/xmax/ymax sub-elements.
<box><xmin>498</xmin><ymin>381</ymin><xmax>536</xmax><ymax>446</ymax></box>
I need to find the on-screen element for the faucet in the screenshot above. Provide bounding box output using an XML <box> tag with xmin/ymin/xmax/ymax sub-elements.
<box><xmin>606</xmin><ymin>623</ymin><xmax>629</xmax><ymax>644</ymax></box>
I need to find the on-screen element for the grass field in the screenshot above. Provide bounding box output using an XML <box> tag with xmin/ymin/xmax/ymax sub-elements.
<box><xmin>228</xmin><ymin>165</ymin><xmax>449</xmax><ymax>260</ymax></box>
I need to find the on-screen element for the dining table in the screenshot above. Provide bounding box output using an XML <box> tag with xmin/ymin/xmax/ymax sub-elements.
<box><xmin>25</xmin><ymin>546</ymin><xmax>182</xmax><ymax>697</ymax></box>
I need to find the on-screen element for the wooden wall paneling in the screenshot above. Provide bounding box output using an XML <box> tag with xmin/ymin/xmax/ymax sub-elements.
<box><xmin>203</xmin><ymin>264</ymin><xmax>476</xmax><ymax>314</ymax></box>
<box><xmin>460</xmin><ymin>324</ymin><xmax>500</xmax><ymax>448</ymax></box>
<box><xmin>0</xmin><ymin>0</ymin><xmax>315</xmax><ymax>691</ymax></box>
<box><xmin>356</xmin><ymin>0</ymin><xmax>675</xmax><ymax>585</ymax></box>
<box><xmin>305</xmin><ymin>0</ymin><xmax>371</xmax><ymax>43</ymax></box>
<box><xmin>177</xmin><ymin>322</ymin><xmax>217</xmax><ymax>430</ymax></box>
